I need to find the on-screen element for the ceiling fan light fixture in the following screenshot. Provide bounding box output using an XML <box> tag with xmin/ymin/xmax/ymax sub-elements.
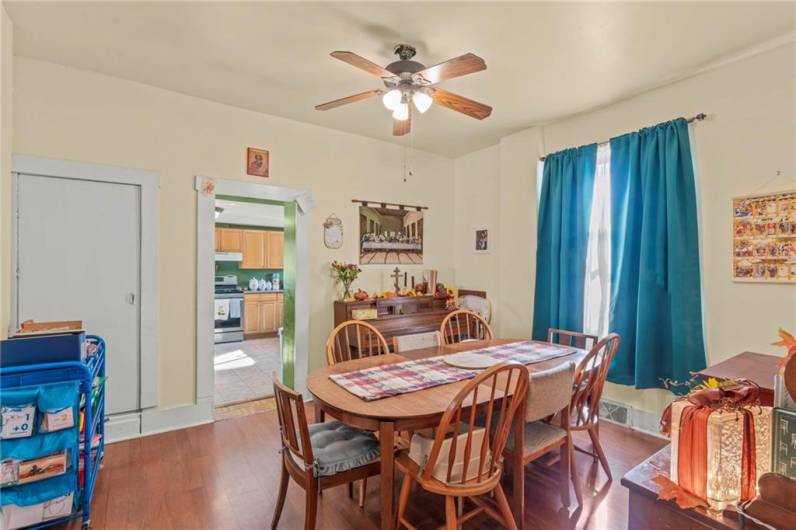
<box><xmin>382</xmin><ymin>89</ymin><xmax>402</xmax><ymax>111</ymax></box>
<box><xmin>412</xmin><ymin>89</ymin><xmax>433</xmax><ymax>113</ymax></box>
<box><xmin>392</xmin><ymin>103</ymin><xmax>409</xmax><ymax>121</ymax></box>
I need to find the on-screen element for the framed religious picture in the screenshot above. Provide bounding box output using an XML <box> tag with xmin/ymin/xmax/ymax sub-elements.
<box><xmin>358</xmin><ymin>204</ymin><xmax>423</xmax><ymax>264</ymax></box>
<box><xmin>474</xmin><ymin>228</ymin><xmax>489</xmax><ymax>253</ymax></box>
<box><xmin>246</xmin><ymin>147</ymin><xmax>269</xmax><ymax>177</ymax></box>
<box><xmin>732</xmin><ymin>189</ymin><xmax>796</xmax><ymax>283</ymax></box>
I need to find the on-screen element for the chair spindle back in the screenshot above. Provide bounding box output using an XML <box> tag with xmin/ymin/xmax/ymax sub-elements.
<box><xmin>422</xmin><ymin>362</ymin><xmax>529</xmax><ymax>486</ymax></box>
<box><xmin>440</xmin><ymin>310</ymin><xmax>494</xmax><ymax>345</ymax></box>
<box><xmin>326</xmin><ymin>320</ymin><xmax>390</xmax><ymax>365</ymax></box>
<box><xmin>393</xmin><ymin>331</ymin><xmax>441</xmax><ymax>353</ymax></box>
<box><xmin>570</xmin><ymin>333</ymin><xmax>620</xmax><ymax>428</ymax></box>
<box><xmin>272</xmin><ymin>373</ymin><xmax>313</xmax><ymax>467</ymax></box>
<box><xmin>547</xmin><ymin>328</ymin><xmax>598</xmax><ymax>351</ymax></box>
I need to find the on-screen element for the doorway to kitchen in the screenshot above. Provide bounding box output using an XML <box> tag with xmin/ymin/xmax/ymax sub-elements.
<box><xmin>213</xmin><ymin>196</ymin><xmax>286</xmax><ymax>408</ymax></box>
<box><xmin>195</xmin><ymin>176</ymin><xmax>313</xmax><ymax>423</ymax></box>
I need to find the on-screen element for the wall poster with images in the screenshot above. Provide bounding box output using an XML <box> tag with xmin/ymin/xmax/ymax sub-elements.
<box><xmin>732</xmin><ymin>189</ymin><xmax>796</xmax><ymax>283</ymax></box>
<box><xmin>358</xmin><ymin>204</ymin><xmax>424</xmax><ymax>264</ymax></box>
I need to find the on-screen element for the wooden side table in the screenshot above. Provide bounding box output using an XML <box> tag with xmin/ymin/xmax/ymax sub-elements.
<box><xmin>697</xmin><ymin>351</ymin><xmax>780</xmax><ymax>406</ymax></box>
<box><xmin>621</xmin><ymin>445</ymin><xmax>741</xmax><ymax>530</ymax></box>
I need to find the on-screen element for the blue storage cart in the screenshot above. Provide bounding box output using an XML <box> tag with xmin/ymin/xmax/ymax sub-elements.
<box><xmin>0</xmin><ymin>335</ymin><xmax>105</xmax><ymax>530</ymax></box>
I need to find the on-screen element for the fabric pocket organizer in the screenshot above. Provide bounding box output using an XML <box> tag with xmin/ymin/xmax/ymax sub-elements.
<box><xmin>37</xmin><ymin>381</ymin><xmax>80</xmax><ymax>434</ymax></box>
<box><xmin>1</xmin><ymin>381</ymin><xmax>80</xmax><ymax>486</ymax></box>
<box><xmin>0</xmin><ymin>387</ymin><xmax>38</xmax><ymax>440</ymax></box>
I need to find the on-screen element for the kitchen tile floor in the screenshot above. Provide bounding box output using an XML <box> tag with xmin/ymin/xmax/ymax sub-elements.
<box><xmin>213</xmin><ymin>337</ymin><xmax>280</xmax><ymax>407</ymax></box>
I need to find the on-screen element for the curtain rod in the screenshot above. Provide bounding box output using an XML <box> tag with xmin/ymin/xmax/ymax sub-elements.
<box><xmin>538</xmin><ymin>113</ymin><xmax>707</xmax><ymax>161</ymax></box>
<box><xmin>352</xmin><ymin>199</ymin><xmax>428</xmax><ymax>211</ymax></box>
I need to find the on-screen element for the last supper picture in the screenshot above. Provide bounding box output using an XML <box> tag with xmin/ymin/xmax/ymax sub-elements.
<box><xmin>359</xmin><ymin>204</ymin><xmax>424</xmax><ymax>264</ymax></box>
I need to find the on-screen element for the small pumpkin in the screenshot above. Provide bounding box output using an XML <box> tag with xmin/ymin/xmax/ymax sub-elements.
<box><xmin>354</xmin><ymin>289</ymin><xmax>369</xmax><ymax>301</ymax></box>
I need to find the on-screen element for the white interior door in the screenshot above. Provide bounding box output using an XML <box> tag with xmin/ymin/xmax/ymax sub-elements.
<box><xmin>16</xmin><ymin>173</ymin><xmax>142</xmax><ymax>415</ymax></box>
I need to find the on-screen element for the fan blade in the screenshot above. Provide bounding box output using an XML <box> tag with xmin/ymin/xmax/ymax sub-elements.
<box><xmin>432</xmin><ymin>89</ymin><xmax>492</xmax><ymax>120</ymax></box>
<box><xmin>414</xmin><ymin>53</ymin><xmax>486</xmax><ymax>85</ymax></box>
<box><xmin>393</xmin><ymin>105</ymin><xmax>412</xmax><ymax>136</ymax></box>
<box><xmin>315</xmin><ymin>90</ymin><xmax>380</xmax><ymax>111</ymax></box>
<box><xmin>330</xmin><ymin>51</ymin><xmax>395</xmax><ymax>78</ymax></box>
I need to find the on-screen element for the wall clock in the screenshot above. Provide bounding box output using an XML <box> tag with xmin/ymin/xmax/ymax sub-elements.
<box><xmin>323</xmin><ymin>214</ymin><xmax>343</xmax><ymax>249</ymax></box>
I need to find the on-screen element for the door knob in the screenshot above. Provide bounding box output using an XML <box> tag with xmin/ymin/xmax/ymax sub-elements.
<box><xmin>127</xmin><ymin>293</ymin><xmax>136</xmax><ymax>305</ymax></box>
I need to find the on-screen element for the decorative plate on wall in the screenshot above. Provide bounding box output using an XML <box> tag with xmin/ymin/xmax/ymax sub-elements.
<box><xmin>323</xmin><ymin>214</ymin><xmax>343</xmax><ymax>249</ymax></box>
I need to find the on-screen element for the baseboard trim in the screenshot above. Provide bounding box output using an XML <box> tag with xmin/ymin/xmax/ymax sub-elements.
<box><xmin>105</xmin><ymin>412</ymin><xmax>142</xmax><ymax>443</ymax></box>
<box><xmin>141</xmin><ymin>396</ymin><xmax>215</xmax><ymax>436</ymax></box>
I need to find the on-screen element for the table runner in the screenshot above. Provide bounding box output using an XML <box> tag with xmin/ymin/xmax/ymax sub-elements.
<box><xmin>329</xmin><ymin>340</ymin><xmax>576</xmax><ymax>401</ymax></box>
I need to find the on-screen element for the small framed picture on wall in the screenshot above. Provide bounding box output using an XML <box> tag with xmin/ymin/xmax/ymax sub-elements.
<box><xmin>246</xmin><ymin>147</ymin><xmax>269</xmax><ymax>178</ymax></box>
<box><xmin>474</xmin><ymin>228</ymin><xmax>489</xmax><ymax>253</ymax></box>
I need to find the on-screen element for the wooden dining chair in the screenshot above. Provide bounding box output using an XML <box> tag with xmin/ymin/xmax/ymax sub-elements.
<box><xmin>440</xmin><ymin>309</ymin><xmax>494</xmax><ymax>345</ymax></box>
<box><xmin>393</xmin><ymin>331</ymin><xmax>442</xmax><ymax>353</ymax></box>
<box><xmin>271</xmin><ymin>374</ymin><xmax>382</xmax><ymax>530</ymax></box>
<box><xmin>326</xmin><ymin>320</ymin><xmax>390</xmax><ymax>365</ymax></box>
<box><xmin>502</xmin><ymin>362</ymin><xmax>582</xmax><ymax>507</ymax></box>
<box><xmin>567</xmin><ymin>333</ymin><xmax>621</xmax><ymax>479</ymax></box>
<box><xmin>547</xmin><ymin>328</ymin><xmax>598</xmax><ymax>351</ymax></box>
<box><xmin>395</xmin><ymin>362</ymin><xmax>530</xmax><ymax>530</ymax></box>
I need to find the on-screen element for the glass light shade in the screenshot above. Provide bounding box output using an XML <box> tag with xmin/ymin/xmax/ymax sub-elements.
<box><xmin>382</xmin><ymin>89</ymin><xmax>402</xmax><ymax>111</ymax></box>
<box><xmin>669</xmin><ymin>400</ymin><xmax>772</xmax><ymax>512</ymax></box>
<box><xmin>412</xmin><ymin>90</ymin><xmax>433</xmax><ymax>113</ymax></box>
<box><xmin>392</xmin><ymin>103</ymin><xmax>409</xmax><ymax>121</ymax></box>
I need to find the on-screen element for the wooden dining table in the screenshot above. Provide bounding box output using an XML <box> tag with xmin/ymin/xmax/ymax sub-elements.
<box><xmin>307</xmin><ymin>338</ymin><xmax>588</xmax><ymax>530</ymax></box>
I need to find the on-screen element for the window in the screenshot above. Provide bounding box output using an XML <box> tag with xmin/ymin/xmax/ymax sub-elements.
<box><xmin>583</xmin><ymin>144</ymin><xmax>611</xmax><ymax>338</ymax></box>
<box><xmin>537</xmin><ymin>144</ymin><xmax>612</xmax><ymax>337</ymax></box>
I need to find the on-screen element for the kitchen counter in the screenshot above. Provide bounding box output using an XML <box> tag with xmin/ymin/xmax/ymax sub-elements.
<box><xmin>243</xmin><ymin>289</ymin><xmax>284</xmax><ymax>294</ymax></box>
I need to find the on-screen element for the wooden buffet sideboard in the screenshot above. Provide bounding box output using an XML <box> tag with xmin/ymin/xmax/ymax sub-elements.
<box><xmin>333</xmin><ymin>295</ymin><xmax>450</xmax><ymax>345</ymax></box>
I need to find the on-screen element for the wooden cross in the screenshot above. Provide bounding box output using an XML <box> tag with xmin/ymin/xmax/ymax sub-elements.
<box><xmin>391</xmin><ymin>267</ymin><xmax>401</xmax><ymax>293</ymax></box>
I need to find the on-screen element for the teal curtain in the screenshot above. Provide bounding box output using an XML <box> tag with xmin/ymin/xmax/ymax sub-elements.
<box><xmin>532</xmin><ymin>144</ymin><xmax>597</xmax><ymax>340</ymax></box>
<box><xmin>608</xmin><ymin>118</ymin><xmax>706</xmax><ymax>388</ymax></box>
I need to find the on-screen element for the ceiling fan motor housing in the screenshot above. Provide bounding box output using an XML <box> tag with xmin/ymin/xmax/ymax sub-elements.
<box><xmin>386</xmin><ymin>43</ymin><xmax>426</xmax><ymax>80</ymax></box>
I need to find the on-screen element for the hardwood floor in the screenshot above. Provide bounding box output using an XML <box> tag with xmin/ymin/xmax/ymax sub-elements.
<box><xmin>68</xmin><ymin>410</ymin><xmax>666</xmax><ymax>530</ymax></box>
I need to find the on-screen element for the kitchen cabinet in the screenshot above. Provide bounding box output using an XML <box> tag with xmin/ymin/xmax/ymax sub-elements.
<box><xmin>244</xmin><ymin>292</ymin><xmax>284</xmax><ymax>336</ymax></box>
<box><xmin>267</xmin><ymin>231</ymin><xmax>284</xmax><ymax>268</ymax></box>
<box><xmin>241</xmin><ymin>230</ymin><xmax>265</xmax><ymax>268</ymax></box>
<box><xmin>240</xmin><ymin>229</ymin><xmax>283</xmax><ymax>269</ymax></box>
<box><xmin>243</xmin><ymin>299</ymin><xmax>260</xmax><ymax>334</ymax></box>
<box><xmin>215</xmin><ymin>227</ymin><xmax>243</xmax><ymax>252</ymax></box>
<box><xmin>218</xmin><ymin>228</ymin><xmax>242</xmax><ymax>252</ymax></box>
<box><xmin>276</xmin><ymin>298</ymin><xmax>284</xmax><ymax>329</ymax></box>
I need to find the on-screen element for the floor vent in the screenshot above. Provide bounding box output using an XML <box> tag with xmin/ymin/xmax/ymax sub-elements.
<box><xmin>599</xmin><ymin>399</ymin><xmax>630</xmax><ymax>426</ymax></box>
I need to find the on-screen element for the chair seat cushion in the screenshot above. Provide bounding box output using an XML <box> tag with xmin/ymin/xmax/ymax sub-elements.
<box><xmin>291</xmin><ymin>420</ymin><xmax>380</xmax><ymax>477</ymax></box>
<box><xmin>505</xmin><ymin>420</ymin><xmax>566</xmax><ymax>454</ymax></box>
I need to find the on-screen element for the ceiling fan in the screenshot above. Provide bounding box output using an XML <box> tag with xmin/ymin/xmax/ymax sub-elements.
<box><xmin>315</xmin><ymin>44</ymin><xmax>492</xmax><ymax>136</ymax></box>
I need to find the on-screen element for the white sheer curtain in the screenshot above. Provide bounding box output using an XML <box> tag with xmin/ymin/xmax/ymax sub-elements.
<box><xmin>582</xmin><ymin>143</ymin><xmax>611</xmax><ymax>338</ymax></box>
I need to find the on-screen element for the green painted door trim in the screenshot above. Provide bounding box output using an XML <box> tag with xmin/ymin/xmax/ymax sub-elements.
<box><xmin>215</xmin><ymin>194</ymin><xmax>297</xmax><ymax>389</ymax></box>
<box><xmin>281</xmin><ymin>203</ymin><xmax>297</xmax><ymax>389</ymax></box>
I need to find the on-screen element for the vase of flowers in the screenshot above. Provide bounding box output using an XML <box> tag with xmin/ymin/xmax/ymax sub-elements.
<box><xmin>330</xmin><ymin>261</ymin><xmax>361</xmax><ymax>301</ymax></box>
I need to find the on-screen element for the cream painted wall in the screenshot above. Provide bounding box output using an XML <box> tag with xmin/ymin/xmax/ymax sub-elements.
<box><xmin>0</xmin><ymin>4</ymin><xmax>12</xmax><ymax>340</ymax></box>
<box><xmin>11</xmin><ymin>57</ymin><xmax>454</xmax><ymax>408</ymax></box>
<box><xmin>453</xmin><ymin>145</ymin><xmax>500</xmax><ymax>319</ymax></box>
<box><xmin>455</xmin><ymin>42</ymin><xmax>796</xmax><ymax>419</ymax></box>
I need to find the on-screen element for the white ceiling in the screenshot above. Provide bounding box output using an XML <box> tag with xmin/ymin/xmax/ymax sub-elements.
<box><xmin>6</xmin><ymin>1</ymin><xmax>795</xmax><ymax>157</ymax></box>
<box><xmin>215</xmin><ymin>199</ymin><xmax>283</xmax><ymax>228</ymax></box>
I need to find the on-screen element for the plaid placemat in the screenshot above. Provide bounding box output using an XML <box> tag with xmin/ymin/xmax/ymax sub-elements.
<box><xmin>329</xmin><ymin>340</ymin><xmax>576</xmax><ymax>401</ymax></box>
